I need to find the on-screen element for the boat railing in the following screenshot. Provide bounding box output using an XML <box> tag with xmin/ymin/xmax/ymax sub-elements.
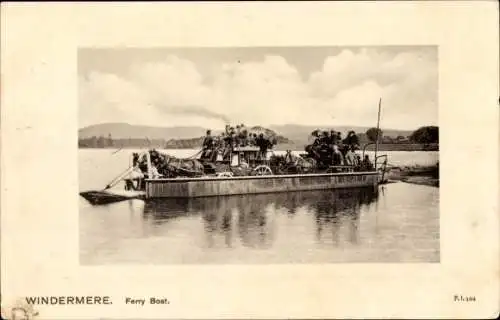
<box><xmin>375</xmin><ymin>154</ymin><xmax>389</xmax><ymax>182</ymax></box>
<box><xmin>361</xmin><ymin>142</ymin><xmax>374</xmax><ymax>159</ymax></box>
<box><xmin>361</xmin><ymin>142</ymin><xmax>387</xmax><ymax>162</ymax></box>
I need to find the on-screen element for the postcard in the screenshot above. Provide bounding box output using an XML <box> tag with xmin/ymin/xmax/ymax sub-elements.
<box><xmin>1</xmin><ymin>2</ymin><xmax>498</xmax><ymax>319</ymax></box>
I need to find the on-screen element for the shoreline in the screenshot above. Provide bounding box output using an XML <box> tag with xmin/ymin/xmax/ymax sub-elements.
<box><xmin>78</xmin><ymin>144</ymin><xmax>439</xmax><ymax>152</ymax></box>
<box><xmin>384</xmin><ymin>163</ymin><xmax>439</xmax><ymax>188</ymax></box>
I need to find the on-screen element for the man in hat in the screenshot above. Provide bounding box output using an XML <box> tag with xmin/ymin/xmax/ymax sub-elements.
<box><xmin>332</xmin><ymin>144</ymin><xmax>343</xmax><ymax>166</ymax></box>
<box><xmin>312</xmin><ymin>130</ymin><xmax>322</xmax><ymax>146</ymax></box>
<box><xmin>304</xmin><ymin>130</ymin><xmax>321</xmax><ymax>161</ymax></box>
<box><xmin>247</xmin><ymin>133</ymin><xmax>256</xmax><ymax>146</ymax></box>
<box><xmin>345</xmin><ymin>145</ymin><xmax>357</xmax><ymax>166</ymax></box>
<box><xmin>223</xmin><ymin>131</ymin><xmax>233</xmax><ymax>160</ymax></box>
<box><xmin>354</xmin><ymin>154</ymin><xmax>362</xmax><ymax>171</ymax></box>
<box><xmin>256</xmin><ymin>133</ymin><xmax>269</xmax><ymax>160</ymax></box>
<box><xmin>336</xmin><ymin>131</ymin><xmax>343</xmax><ymax>145</ymax></box>
<box><xmin>202</xmin><ymin>130</ymin><xmax>214</xmax><ymax>160</ymax></box>
<box><xmin>321</xmin><ymin>131</ymin><xmax>330</xmax><ymax>145</ymax></box>
<box><xmin>329</xmin><ymin>130</ymin><xmax>337</xmax><ymax>146</ymax></box>
<box><xmin>362</xmin><ymin>155</ymin><xmax>374</xmax><ymax>171</ymax></box>
<box><xmin>344</xmin><ymin>130</ymin><xmax>360</xmax><ymax>150</ymax></box>
<box><xmin>239</xmin><ymin>128</ymin><xmax>248</xmax><ymax>147</ymax></box>
<box><xmin>235</xmin><ymin>125</ymin><xmax>241</xmax><ymax>146</ymax></box>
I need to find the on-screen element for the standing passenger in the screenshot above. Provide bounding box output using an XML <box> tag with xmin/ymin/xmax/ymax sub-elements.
<box><xmin>362</xmin><ymin>155</ymin><xmax>374</xmax><ymax>171</ymax></box>
<box><xmin>256</xmin><ymin>133</ymin><xmax>268</xmax><ymax>160</ymax></box>
<box><xmin>332</xmin><ymin>145</ymin><xmax>343</xmax><ymax>166</ymax></box>
<box><xmin>235</xmin><ymin>125</ymin><xmax>241</xmax><ymax>146</ymax></box>
<box><xmin>223</xmin><ymin>132</ymin><xmax>233</xmax><ymax>160</ymax></box>
<box><xmin>240</xmin><ymin>128</ymin><xmax>248</xmax><ymax>146</ymax></box>
<box><xmin>336</xmin><ymin>132</ymin><xmax>343</xmax><ymax>144</ymax></box>
<box><xmin>354</xmin><ymin>154</ymin><xmax>362</xmax><ymax>171</ymax></box>
<box><xmin>231</xmin><ymin>126</ymin><xmax>239</xmax><ymax>147</ymax></box>
<box><xmin>202</xmin><ymin>130</ymin><xmax>214</xmax><ymax>160</ymax></box>
<box><xmin>247</xmin><ymin>133</ymin><xmax>255</xmax><ymax>146</ymax></box>
<box><xmin>321</xmin><ymin>131</ymin><xmax>329</xmax><ymax>145</ymax></box>
<box><xmin>329</xmin><ymin>130</ymin><xmax>337</xmax><ymax>146</ymax></box>
<box><xmin>312</xmin><ymin>131</ymin><xmax>322</xmax><ymax>146</ymax></box>
<box><xmin>345</xmin><ymin>145</ymin><xmax>357</xmax><ymax>166</ymax></box>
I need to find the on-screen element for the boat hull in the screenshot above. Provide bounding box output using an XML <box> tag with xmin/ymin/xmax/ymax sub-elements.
<box><xmin>145</xmin><ymin>171</ymin><xmax>379</xmax><ymax>198</ymax></box>
<box><xmin>80</xmin><ymin>189</ymin><xmax>145</xmax><ymax>205</ymax></box>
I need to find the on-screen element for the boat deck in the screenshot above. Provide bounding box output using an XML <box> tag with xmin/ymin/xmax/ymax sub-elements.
<box><xmin>145</xmin><ymin>171</ymin><xmax>379</xmax><ymax>198</ymax></box>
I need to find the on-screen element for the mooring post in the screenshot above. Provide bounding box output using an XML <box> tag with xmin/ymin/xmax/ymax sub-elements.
<box><xmin>374</xmin><ymin>98</ymin><xmax>382</xmax><ymax>174</ymax></box>
<box><xmin>146</xmin><ymin>150</ymin><xmax>153</xmax><ymax>179</ymax></box>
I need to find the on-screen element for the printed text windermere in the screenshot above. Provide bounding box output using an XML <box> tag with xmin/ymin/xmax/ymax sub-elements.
<box><xmin>26</xmin><ymin>296</ymin><xmax>112</xmax><ymax>305</ymax></box>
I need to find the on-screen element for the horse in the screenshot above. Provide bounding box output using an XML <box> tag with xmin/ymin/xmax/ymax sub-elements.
<box><xmin>269</xmin><ymin>154</ymin><xmax>288</xmax><ymax>174</ymax></box>
<box><xmin>161</xmin><ymin>153</ymin><xmax>205</xmax><ymax>177</ymax></box>
<box><xmin>138</xmin><ymin>150</ymin><xmax>205</xmax><ymax>178</ymax></box>
<box><xmin>283</xmin><ymin>150</ymin><xmax>317</xmax><ymax>173</ymax></box>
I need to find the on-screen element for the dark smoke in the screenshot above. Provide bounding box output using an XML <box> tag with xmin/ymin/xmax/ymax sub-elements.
<box><xmin>151</xmin><ymin>103</ymin><xmax>230</xmax><ymax>124</ymax></box>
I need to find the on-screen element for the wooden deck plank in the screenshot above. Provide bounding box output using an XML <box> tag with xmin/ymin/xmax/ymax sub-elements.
<box><xmin>145</xmin><ymin>172</ymin><xmax>379</xmax><ymax>198</ymax></box>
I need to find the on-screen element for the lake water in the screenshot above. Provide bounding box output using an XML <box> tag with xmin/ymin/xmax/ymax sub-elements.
<box><xmin>79</xmin><ymin>149</ymin><xmax>439</xmax><ymax>264</ymax></box>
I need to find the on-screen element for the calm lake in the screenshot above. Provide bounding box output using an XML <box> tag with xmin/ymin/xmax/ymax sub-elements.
<box><xmin>79</xmin><ymin>149</ymin><xmax>439</xmax><ymax>264</ymax></box>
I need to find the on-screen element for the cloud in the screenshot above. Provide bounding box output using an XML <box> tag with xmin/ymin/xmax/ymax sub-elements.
<box><xmin>207</xmin><ymin>55</ymin><xmax>311</xmax><ymax>125</ymax></box>
<box><xmin>79</xmin><ymin>48</ymin><xmax>437</xmax><ymax>129</ymax></box>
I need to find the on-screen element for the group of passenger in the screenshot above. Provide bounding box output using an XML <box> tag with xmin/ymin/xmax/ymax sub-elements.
<box><xmin>201</xmin><ymin>124</ymin><xmax>276</xmax><ymax>161</ymax></box>
<box><xmin>306</xmin><ymin>129</ymin><xmax>373</xmax><ymax>169</ymax></box>
<box><xmin>200</xmin><ymin>125</ymin><xmax>374</xmax><ymax>170</ymax></box>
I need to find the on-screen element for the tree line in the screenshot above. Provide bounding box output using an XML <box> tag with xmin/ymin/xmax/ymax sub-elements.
<box><xmin>78</xmin><ymin>126</ymin><xmax>439</xmax><ymax>149</ymax></box>
<box><xmin>78</xmin><ymin>135</ymin><xmax>169</xmax><ymax>149</ymax></box>
<box><xmin>364</xmin><ymin>126</ymin><xmax>439</xmax><ymax>144</ymax></box>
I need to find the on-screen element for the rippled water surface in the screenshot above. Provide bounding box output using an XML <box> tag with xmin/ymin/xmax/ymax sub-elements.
<box><xmin>79</xmin><ymin>149</ymin><xmax>439</xmax><ymax>264</ymax></box>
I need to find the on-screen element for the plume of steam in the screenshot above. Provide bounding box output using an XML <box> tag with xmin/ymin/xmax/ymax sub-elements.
<box><xmin>150</xmin><ymin>103</ymin><xmax>230</xmax><ymax>124</ymax></box>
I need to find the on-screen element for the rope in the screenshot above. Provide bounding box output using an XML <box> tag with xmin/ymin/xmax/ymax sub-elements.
<box><xmin>185</xmin><ymin>149</ymin><xmax>203</xmax><ymax>159</ymax></box>
<box><xmin>103</xmin><ymin>165</ymin><xmax>134</xmax><ymax>190</ymax></box>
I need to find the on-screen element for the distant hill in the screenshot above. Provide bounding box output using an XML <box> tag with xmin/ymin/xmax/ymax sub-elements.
<box><xmin>79</xmin><ymin>123</ymin><xmax>207</xmax><ymax>140</ymax></box>
<box><xmin>80</xmin><ymin>123</ymin><xmax>414</xmax><ymax>140</ymax></box>
<box><xmin>78</xmin><ymin>122</ymin><xmax>418</xmax><ymax>149</ymax></box>
<box><xmin>79</xmin><ymin>123</ymin><xmax>289</xmax><ymax>149</ymax></box>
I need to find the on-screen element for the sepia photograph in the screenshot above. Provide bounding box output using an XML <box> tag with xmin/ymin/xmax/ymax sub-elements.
<box><xmin>78</xmin><ymin>46</ymin><xmax>439</xmax><ymax>264</ymax></box>
<box><xmin>2</xmin><ymin>2</ymin><xmax>498</xmax><ymax>319</ymax></box>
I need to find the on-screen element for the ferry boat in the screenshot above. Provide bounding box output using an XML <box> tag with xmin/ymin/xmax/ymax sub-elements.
<box><xmin>80</xmin><ymin>144</ymin><xmax>388</xmax><ymax>205</ymax></box>
<box><xmin>80</xmin><ymin>100</ymin><xmax>388</xmax><ymax>205</ymax></box>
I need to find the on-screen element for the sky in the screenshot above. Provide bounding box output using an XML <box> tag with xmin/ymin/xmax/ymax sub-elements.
<box><xmin>78</xmin><ymin>46</ymin><xmax>438</xmax><ymax>130</ymax></box>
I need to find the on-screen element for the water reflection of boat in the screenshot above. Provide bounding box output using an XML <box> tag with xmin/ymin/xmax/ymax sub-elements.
<box><xmin>312</xmin><ymin>188</ymin><xmax>376</xmax><ymax>245</ymax></box>
<box><xmin>143</xmin><ymin>187</ymin><xmax>379</xmax><ymax>248</ymax></box>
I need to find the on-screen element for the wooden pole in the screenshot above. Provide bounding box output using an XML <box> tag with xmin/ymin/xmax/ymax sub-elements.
<box><xmin>104</xmin><ymin>166</ymin><xmax>134</xmax><ymax>190</ymax></box>
<box><xmin>374</xmin><ymin>98</ymin><xmax>382</xmax><ymax>171</ymax></box>
<box><xmin>103</xmin><ymin>150</ymin><xmax>147</xmax><ymax>190</ymax></box>
<box><xmin>146</xmin><ymin>150</ymin><xmax>153</xmax><ymax>179</ymax></box>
